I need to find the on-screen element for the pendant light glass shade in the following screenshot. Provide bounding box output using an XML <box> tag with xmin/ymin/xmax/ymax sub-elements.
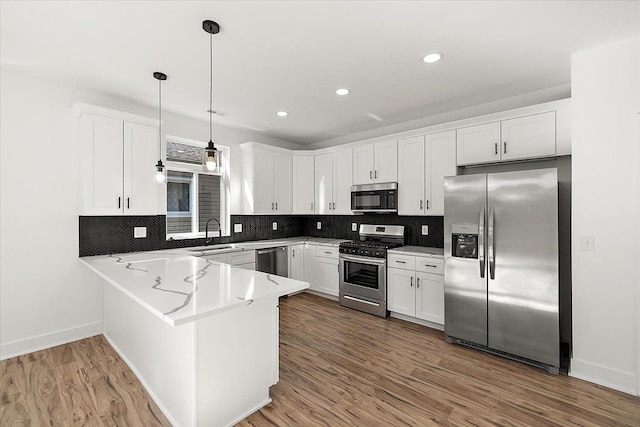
<box><xmin>153</xmin><ymin>71</ymin><xmax>167</xmax><ymax>183</ymax></box>
<box><xmin>202</xmin><ymin>20</ymin><xmax>221</xmax><ymax>173</ymax></box>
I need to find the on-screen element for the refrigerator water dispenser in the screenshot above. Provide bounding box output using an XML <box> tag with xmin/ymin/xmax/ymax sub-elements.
<box><xmin>451</xmin><ymin>223</ymin><xmax>479</xmax><ymax>259</ymax></box>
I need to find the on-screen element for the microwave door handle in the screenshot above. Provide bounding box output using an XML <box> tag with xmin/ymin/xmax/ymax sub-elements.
<box><xmin>488</xmin><ymin>207</ymin><xmax>495</xmax><ymax>280</ymax></box>
<box><xmin>478</xmin><ymin>207</ymin><xmax>485</xmax><ymax>278</ymax></box>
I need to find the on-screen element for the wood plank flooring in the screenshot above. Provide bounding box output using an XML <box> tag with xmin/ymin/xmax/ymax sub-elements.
<box><xmin>239</xmin><ymin>292</ymin><xmax>640</xmax><ymax>426</ymax></box>
<box><xmin>2</xmin><ymin>292</ymin><xmax>639</xmax><ymax>426</ymax></box>
<box><xmin>0</xmin><ymin>335</ymin><xmax>171</xmax><ymax>426</ymax></box>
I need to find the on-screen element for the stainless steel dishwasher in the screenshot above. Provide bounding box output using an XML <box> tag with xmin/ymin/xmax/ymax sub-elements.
<box><xmin>256</xmin><ymin>246</ymin><xmax>289</xmax><ymax>277</ymax></box>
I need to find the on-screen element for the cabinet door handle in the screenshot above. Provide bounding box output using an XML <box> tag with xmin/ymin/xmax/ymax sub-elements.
<box><xmin>369</xmin><ymin>170</ymin><xmax>373</xmax><ymax>179</ymax></box>
<box><xmin>426</xmin><ymin>200</ymin><xmax>429</xmax><ymax>210</ymax></box>
<box><xmin>332</xmin><ymin>202</ymin><xmax>336</xmax><ymax>210</ymax></box>
<box><xmin>118</xmin><ymin>197</ymin><xmax>121</xmax><ymax>209</ymax></box>
<box><xmin>420</xmin><ymin>200</ymin><xmax>423</xmax><ymax>210</ymax></box>
<box><xmin>504</xmin><ymin>141</ymin><xmax>507</xmax><ymax>154</ymax></box>
<box><xmin>272</xmin><ymin>202</ymin><xmax>274</xmax><ymax>210</ymax></box>
<box><xmin>311</xmin><ymin>202</ymin><xmax>314</xmax><ymax>211</ymax></box>
<box><xmin>127</xmin><ymin>197</ymin><xmax>130</xmax><ymax>209</ymax></box>
<box><xmin>275</xmin><ymin>202</ymin><xmax>278</xmax><ymax>210</ymax></box>
<box><xmin>417</xmin><ymin>278</ymin><xmax>420</xmax><ymax>288</ymax></box>
<box><xmin>410</xmin><ymin>277</ymin><xmax>413</xmax><ymax>287</ymax></box>
<box><xmin>374</xmin><ymin>170</ymin><xmax>378</xmax><ymax>179</ymax></box>
<box><xmin>292</xmin><ymin>250</ymin><xmax>295</xmax><ymax>258</ymax></box>
<box><xmin>495</xmin><ymin>142</ymin><xmax>498</xmax><ymax>155</ymax></box>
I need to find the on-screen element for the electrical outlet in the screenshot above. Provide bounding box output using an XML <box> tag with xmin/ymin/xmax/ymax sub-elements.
<box><xmin>580</xmin><ymin>235</ymin><xmax>594</xmax><ymax>251</ymax></box>
<box><xmin>352</xmin><ymin>222</ymin><xmax>358</xmax><ymax>232</ymax></box>
<box><xmin>272</xmin><ymin>222</ymin><xmax>278</xmax><ymax>231</ymax></box>
<box><xmin>317</xmin><ymin>222</ymin><xmax>322</xmax><ymax>230</ymax></box>
<box><xmin>234</xmin><ymin>224</ymin><xmax>242</xmax><ymax>233</ymax></box>
<box><xmin>134</xmin><ymin>227</ymin><xmax>147</xmax><ymax>238</ymax></box>
<box><xmin>421</xmin><ymin>225</ymin><xmax>429</xmax><ymax>235</ymax></box>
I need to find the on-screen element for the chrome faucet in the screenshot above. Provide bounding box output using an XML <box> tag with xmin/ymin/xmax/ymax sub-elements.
<box><xmin>204</xmin><ymin>217</ymin><xmax>221</xmax><ymax>245</ymax></box>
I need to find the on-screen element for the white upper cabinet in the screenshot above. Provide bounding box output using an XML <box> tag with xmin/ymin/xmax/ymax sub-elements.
<box><xmin>500</xmin><ymin>112</ymin><xmax>556</xmax><ymax>161</ymax></box>
<box><xmin>397</xmin><ymin>136</ymin><xmax>425</xmax><ymax>216</ymax></box>
<box><xmin>397</xmin><ymin>130</ymin><xmax>456</xmax><ymax>216</ymax></box>
<box><xmin>425</xmin><ymin>130</ymin><xmax>457</xmax><ymax>215</ymax></box>
<box><xmin>273</xmin><ymin>151</ymin><xmax>293</xmax><ymax>213</ymax></box>
<box><xmin>292</xmin><ymin>154</ymin><xmax>315</xmax><ymax>214</ymax></box>
<box><xmin>333</xmin><ymin>148</ymin><xmax>353</xmax><ymax>214</ymax></box>
<box><xmin>456</xmin><ymin>110</ymin><xmax>558</xmax><ymax>166</ymax></box>
<box><xmin>352</xmin><ymin>140</ymin><xmax>398</xmax><ymax>185</ymax></box>
<box><xmin>314</xmin><ymin>148</ymin><xmax>353</xmax><ymax>215</ymax></box>
<box><xmin>80</xmin><ymin>111</ymin><xmax>158</xmax><ymax>216</ymax></box>
<box><xmin>456</xmin><ymin>122</ymin><xmax>501</xmax><ymax>165</ymax></box>
<box><xmin>240</xmin><ymin>143</ymin><xmax>292</xmax><ymax>214</ymax></box>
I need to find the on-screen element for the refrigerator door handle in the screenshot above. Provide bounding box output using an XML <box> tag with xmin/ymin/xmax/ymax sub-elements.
<box><xmin>488</xmin><ymin>207</ymin><xmax>495</xmax><ymax>280</ymax></box>
<box><xmin>479</xmin><ymin>207</ymin><xmax>486</xmax><ymax>278</ymax></box>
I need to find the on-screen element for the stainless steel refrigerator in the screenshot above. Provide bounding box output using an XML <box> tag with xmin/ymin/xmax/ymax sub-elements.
<box><xmin>444</xmin><ymin>168</ymin><xmax>559</xmax><ymax>373</ymax></box>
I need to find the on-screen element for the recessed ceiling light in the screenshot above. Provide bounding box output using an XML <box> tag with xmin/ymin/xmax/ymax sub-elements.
<box><xmin>336</xmin><ymin>88</ymin><xmax>350</xmax><ymax>96</ymax></box>
<box><xmin>277</xmin><ymin>111</ymin><xmax>289</xmax><ymax>117</ymax></box>
<box><xmin>423</xmin><ymin>53</ymin><xmax>443</xmax><ymax>63</ymax></box>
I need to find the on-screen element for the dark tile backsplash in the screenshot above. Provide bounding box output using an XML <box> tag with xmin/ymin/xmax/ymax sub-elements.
<box><xmin>79</xmin><ymin>214</ymin><xmax>444</xmax><ymax>256</ymax></box>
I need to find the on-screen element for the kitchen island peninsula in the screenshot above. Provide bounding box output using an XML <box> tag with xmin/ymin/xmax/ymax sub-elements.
<box><xmin>81</xmin><ymin>250</ymin><xmax>309</xmax><ymax>427</ymax></box>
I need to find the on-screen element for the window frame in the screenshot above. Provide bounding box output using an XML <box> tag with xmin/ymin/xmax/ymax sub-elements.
<box><xmin>164</xmin><ymin>135</ymin><xmax>230</xmax><ymax>240</ymax></box>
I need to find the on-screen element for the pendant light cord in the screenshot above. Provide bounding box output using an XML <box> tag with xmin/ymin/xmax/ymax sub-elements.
<box><xmin>209</xmin><ymin>30</ymin><xmax>213</xmax><ymax>143</ymax></box>
<box><xmin>158</xmin><ymin>77</ymin><xmax>162</xmax><ymax>154</ymax></box>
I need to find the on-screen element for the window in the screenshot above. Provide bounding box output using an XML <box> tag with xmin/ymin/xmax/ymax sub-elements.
<box><xmin>165</xmin><ymin>137</ymin><xmax>230</xmax><ymax>239</ymax></box>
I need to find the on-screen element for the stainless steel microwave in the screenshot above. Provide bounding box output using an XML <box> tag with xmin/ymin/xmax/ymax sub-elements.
<box><xmin>351</xmin><ymin>182</ymin><xmax>398</xmax><ymax>213</ymax></box>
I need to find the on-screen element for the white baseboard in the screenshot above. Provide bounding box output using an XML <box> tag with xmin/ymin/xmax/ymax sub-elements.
<box><xmin>570</xmin><ymin>357</ymin><xmax>638</xmax><ymax>396</ymax></box>
<box><xmin>390</xmin><ymin>312</ymin><xmax>445</xmax><ymax>331</ymax></box>
<box><xmin>303</xmin><ymin>289</ymin><xmax>338</xmax><ymax>301</ymax></box>
<box><xmin>0</xmin><ymin>321</ymin><xmax>103</xmax><ymax>361</ymax></box>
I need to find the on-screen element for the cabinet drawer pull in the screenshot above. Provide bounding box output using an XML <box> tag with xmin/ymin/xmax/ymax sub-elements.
<box><xmin>395</xmin><ymin>260</ymin><xmax>406</xmax><ymax>264</ymax></box>
<box><xmin>324</xmin><ymin>251</ymin><xmax>332</xmax><ymax>255</ymax></box>
<box><xmin>424</xmin><ymin>264</ymin><xmax>438</xmax><ymax>268</ymax></box>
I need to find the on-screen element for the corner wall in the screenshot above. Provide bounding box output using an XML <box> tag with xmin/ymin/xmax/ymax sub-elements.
<box><xmin>0</xmin><ymin>69</ymin><xmax>300</xmax><ymax>359</ymax></box>
<box><xmin>570</xmin><ymin>35</ymin><xmax>640</xmax><ymax>394</ymax></box>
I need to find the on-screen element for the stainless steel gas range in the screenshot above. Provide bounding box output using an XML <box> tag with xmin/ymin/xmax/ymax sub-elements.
<box><xmin>338</xmin><ymin>224</ymin><xmax>405</xmax><ymax>317</ymax></box>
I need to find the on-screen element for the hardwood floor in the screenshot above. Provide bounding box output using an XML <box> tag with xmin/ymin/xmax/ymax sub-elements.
<box><xmin>239</xmin><ymin>292</ymin><xmax>640</xmax><ymax>426</ymax></box>
<box><xmin>0</xmin><ymin>335</ymin><xmax>171</xmax><ymax>426</ymax></box>
<box><xmin>2</xmin><ymin>293</ymin><xmax>639</xmax><ymax>426</ymax></box>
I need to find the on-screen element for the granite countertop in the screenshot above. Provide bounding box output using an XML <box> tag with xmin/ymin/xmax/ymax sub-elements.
<box><xmin>81</xmin><ymin>250</ymin><xmax>308</xmax><ymax>326</ymax></box>
<box><xmin>388</xmin><ymin>245</ymin><xmax>444</xmax><ymax>257</ymax></box>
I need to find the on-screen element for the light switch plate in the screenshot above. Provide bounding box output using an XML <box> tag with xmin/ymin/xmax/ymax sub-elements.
<box><xmin>580</xmin><ymin>235</ymin><xmax>594</xmax><ymax>251</ymax></box>
<box><xmin>422</xmin><ymin>225</ymin><xmax>429</xmax><ymax>235</ymax></box>
<box><xmin>134</xmin><ymin>227</ymin><xmax>147</xmax><ymax>238</ymax></box>
<box><xmin>234</xmin><ymin>223</ymin><xmax>242</xmax><ymax>233</ymax></box>
<box><xmin>317</xmin><ymin>222</ymin><xmax>322</xmax><ymax>230</ymax></box>
<box><xmin>352</xmin><ymin>222</ymin><xmax>358</xmax><ymax>232</ymax></box>
<box><xmin>272</xmin><ymin>222</ymin><xmax>278</xmax><ymax>231</ymax></box>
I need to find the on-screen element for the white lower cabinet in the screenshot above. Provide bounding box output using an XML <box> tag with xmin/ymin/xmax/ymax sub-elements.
<box><xmin>304</xmin><ymin>244</ymin><xmax>339</xmax><ymax>297</ymax></box>
<box><xmin>387</xmin><ymin>252</ymin><xmax>444</xmax><ymax>327</ymax></box>
<box><xmin>288</xmin><ymin>244</ymin><xmax>305</xmax><ymax>280</ymax></box>
<box><xmin>201</xmin><ymin>250</ymin><xmax>256</xmax><ymax>270</ymax></box>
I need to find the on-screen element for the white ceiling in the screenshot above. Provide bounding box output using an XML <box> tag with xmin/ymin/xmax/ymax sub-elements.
<box><xmin>2</xmin><ymin>1</ymin><xmax>640</xmax><ymax>145</ymax></box>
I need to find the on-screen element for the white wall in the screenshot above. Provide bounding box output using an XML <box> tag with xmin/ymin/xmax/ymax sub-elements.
<box><xmin>570</xmin><ymin>35</ymin><xmax>640</xmax><ymax>395</ymax></box>
<box><xmin>0</xmin><ymin>69</ymin><xmax>301</xmax><ymax>359</ymax></box>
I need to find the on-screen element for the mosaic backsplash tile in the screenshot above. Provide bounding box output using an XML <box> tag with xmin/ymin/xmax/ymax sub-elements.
<box><xmin>79</xmin><ymin>214</ymin><xmax>444</xmax><ymax>256</ymax></box>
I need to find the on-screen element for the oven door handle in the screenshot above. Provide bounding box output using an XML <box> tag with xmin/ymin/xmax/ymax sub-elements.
<box><xmin>339</xmin><ymin>254</ymin><xmax>386</xmax><ymax>265</ymax></box>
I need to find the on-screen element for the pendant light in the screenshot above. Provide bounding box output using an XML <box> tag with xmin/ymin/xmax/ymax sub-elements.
<box><xmin>154</xmin><ymin>71</ymin><xmax>167</xmax><ymax>183</ymax></box>
<box><xmin>202</xmin><ymin>20</ymin><xmax>221</xmax><ymax>173</ymax></box>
